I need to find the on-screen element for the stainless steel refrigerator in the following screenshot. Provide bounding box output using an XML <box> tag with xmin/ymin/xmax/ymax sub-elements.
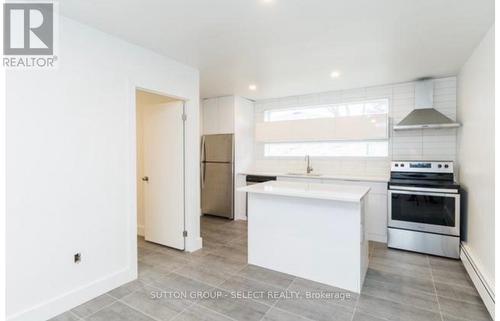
<box><xmin>201</xmin><ymin>134</ymin><xmax>234</xmax><ymax>219</ymax></box>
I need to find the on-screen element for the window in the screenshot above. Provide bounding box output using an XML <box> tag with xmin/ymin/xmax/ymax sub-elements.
<box><xmin>264</xmin><ymin>141</ymin><xmax>388</xmax><ymax>157</ymax></box>
<box><xmin>260</xmin><ymin>99</ymin><xmax>389</xmax><ymax>158</ymax></box>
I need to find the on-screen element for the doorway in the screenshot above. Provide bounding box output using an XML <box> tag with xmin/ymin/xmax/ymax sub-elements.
<box><xmin>136</xmin><ymin>89</ymin><xmax>186</xmax><ymax>250</ymax></box>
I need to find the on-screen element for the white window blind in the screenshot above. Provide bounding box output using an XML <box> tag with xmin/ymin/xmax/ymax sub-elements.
<box><xmin>264</xmin><ymin>141</ymin><xmax>389</xmax><ymax>157</ymax></box>
<box><xmin>255</xmin><ymin>99</ymin><xmax>389</xmax><ymax>143</ymax></box>
<box><xmin>256</xmin><ymin>99</ymin><xmax>389</xmax><ymax>158</ymax></box>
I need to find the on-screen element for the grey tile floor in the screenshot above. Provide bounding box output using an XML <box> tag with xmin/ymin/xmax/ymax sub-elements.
<box><xmin>52</xmin><ymin>216</ymin><xmax>492</xmax><ymax>321</ymax></box>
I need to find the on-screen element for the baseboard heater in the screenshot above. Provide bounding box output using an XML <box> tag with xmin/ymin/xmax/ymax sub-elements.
<box><xmin>460</xmin><ymin>244</ymin><xmax>495</xmax><ymax>319</ymax></box>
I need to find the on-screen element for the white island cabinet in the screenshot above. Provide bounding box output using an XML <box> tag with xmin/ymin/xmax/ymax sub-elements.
<box><xmin>238</xmin><ymin>180</ymin><xmax>370</xmax><ymax>293</ymax></box>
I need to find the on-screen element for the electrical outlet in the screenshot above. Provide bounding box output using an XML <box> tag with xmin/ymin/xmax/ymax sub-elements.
<box><xmin>74</xmin><ymin>252</ymin><xmax>81</xmax><ymax>264</ymax></box>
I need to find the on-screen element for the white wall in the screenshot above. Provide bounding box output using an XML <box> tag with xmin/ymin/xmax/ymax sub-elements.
<box><xmin>6</xmin><ymin>17</ymin><xmax>200</xmax><ymax>321</ymax></box>
<box><xmin>252</xmin><ymin>77</ymin><xmax>457</xmax><ymax>177</ymax></box>
<box><xmin>457</xmin><ymin>25</ymin><xmax>495</xmax><ymax>307</ymax></box>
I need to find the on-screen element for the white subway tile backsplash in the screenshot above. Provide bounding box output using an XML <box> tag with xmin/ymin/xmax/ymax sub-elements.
<box><xmin>392</xmin><ymin>99</ymin><xmax>414</xmax><ymax>109</ymax></box>
<box><xmin>279</xmin><ymin>96</ymin><xmax>300</xmax><ymax>108</ymax></box>
<box><xmin>298</xmin><ymin>94</ymin><xmax>319</xmax><ymax>106</ymax></box>
<box><xmin>264</xmin><ymin>99</ymin><xmax>281</xmax><ymax>109</ymax></box>
<box><xmin>434</xmin><ymin>94</ymin><xmax>457</xmax><ymax>103</ymax></box>
<box><xmin>392</xmin><ymin>83</ymin><xmax>414</xmax><ymax>95</ymax></box>
<box><xmin>366</xmin><ymin>85</ymin><xmax>393</xmax><ymax>98</ymax></box>
<box><xmin>393</xmin><ymin>154</ymin><xmax>422</xmax><ymax>161</ymax></box>
<box><xmin>434</xmin><ymin>77</ymin><xmax>456</xmax><ymax>88</ymax></box>
<box><xmin>254</xmin><ymin>103</ymin><xmax>267</xmax><ymax>113</ymax></box>
<box><xmin>252</xmin><ymin>77</ymin><xmax>458</xmax><ymax>177</ymax></box>
<box><xmin>435</xmin><ymin>87</ymin><xmax>457</xmax><ymax>96</ymax></box>
<box><xmin>421</xmin><ymin>154</ymin><xmax>456</xmax><ymax>162</ymax></box>
<box><xmin>318</xmin><ymin>91</ymin><xmax>342</xmax><ymax>104</ymax></box>
<box><xmin>341</xmin><ymin>88</ymin><xmax>366</xmax><ymax>101</ymax></box>
<box><xmin>393</xmin><ymin>91</ymin><xmax>415</xmax><ymax>100</ymax></box>
<box><xmin>422</xmin><ymin>128</ymin><xmax>457</xmax><ymax>136</ymax></box>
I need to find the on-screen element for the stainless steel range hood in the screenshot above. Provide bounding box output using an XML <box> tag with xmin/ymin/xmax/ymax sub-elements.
<box><xmin>393</xmin><ymin>79</ymin><xmax>461</xmax><ymax>130</ymax></box>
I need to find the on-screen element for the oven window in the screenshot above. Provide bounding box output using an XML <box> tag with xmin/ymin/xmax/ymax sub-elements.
<box><xmin>391</xmin><ymin>193</ymin><xmax>456</xmax><ymax>226</ymax></box>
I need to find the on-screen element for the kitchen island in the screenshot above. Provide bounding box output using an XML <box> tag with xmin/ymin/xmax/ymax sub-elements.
<box><xmin>238</xmin><ymin>180</ymin><xmax>370</xmax><ymax>293</ymax></box>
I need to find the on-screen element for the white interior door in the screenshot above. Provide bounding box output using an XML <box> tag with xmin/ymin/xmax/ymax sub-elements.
<box><xmin>143</xmin><ymin>100</ymin><xmax>185</xmax><ymax>250</ymax></box>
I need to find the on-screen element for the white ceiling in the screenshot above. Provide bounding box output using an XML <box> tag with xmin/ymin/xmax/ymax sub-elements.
<box><xmin>60</xmin><ymin>0</ymin><xmax>494</xmax><ymax>100</ymax></box>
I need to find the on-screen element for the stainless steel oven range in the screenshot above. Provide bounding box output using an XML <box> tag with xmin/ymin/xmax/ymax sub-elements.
<box><xmin>388</xmin><ymin>161</ymin><xmax>460</xmax><ymax>258</ymax></box>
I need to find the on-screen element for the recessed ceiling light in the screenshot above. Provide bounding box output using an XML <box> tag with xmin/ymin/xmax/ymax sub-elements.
<box><xmin>330</xmin><ymin>71</ymin><xmax>341</xmax><ymax>79</ymax></box>
<box><xmin>261</xmin><ymin>0</ymin><xmax>274</xmax><ymax>4</ymax></box>
<box><xmin>249</xmin><ymin>84</ymin><xmax>257</xmax><ymax>91</ymax></box>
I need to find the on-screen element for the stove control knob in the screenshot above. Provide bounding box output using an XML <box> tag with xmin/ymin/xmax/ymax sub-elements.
<box><xmin>444</xmin><ymin>164</ymin><xmax>449</xmax><ymax>168</ymax></box>
<box><xmin>438</xmin><ymin>164</ymin><xmax>442</xmax><ymax>168</ymax></box>
<box><xmin>395</xmin><ymin>164</ymin><xmax>399</xmax><ymax>167</ymax></box>
<box><xmin>400</xmin><ymin>163</ymin><xmax>404</xmax><ymax>167</ymax></box>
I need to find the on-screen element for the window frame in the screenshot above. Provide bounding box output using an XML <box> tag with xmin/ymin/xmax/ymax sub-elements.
<box><xmin>263</xmin><ymin>98</ymin><xmax>390</xmax><ymax>122</ymax></box>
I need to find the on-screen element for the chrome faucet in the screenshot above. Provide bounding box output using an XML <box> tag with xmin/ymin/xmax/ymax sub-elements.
<box><xmin>305</xmin><ymin>155</ymin><xmax>313</xmax><ymax>174</ymax></box>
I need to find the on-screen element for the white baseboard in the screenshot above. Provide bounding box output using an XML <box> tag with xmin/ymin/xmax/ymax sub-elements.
<box><xmin>185</xmin><ymin>236</ymin><xmax>203</xmax><ymax>253</ymax></box>
<box><xmin>460</xmin><ymin>244</ymin><xmax>495</xmax><ymax>319</ymax></box>
<box><xmin>7</xmin><ymin>267</ymin><xmax>135</xmax><ymax>321</ymax></box>
<box><xmin>368</xmin><ymin>233</ymin><xmax>387</xmax><ymax>243</ymax></box>
<box><xmin>137</xmin><ymin>224</ymin><xmax>144</xmax><ymax>236</ymax></box>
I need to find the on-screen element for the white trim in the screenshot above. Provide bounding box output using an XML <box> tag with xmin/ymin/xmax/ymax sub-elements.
<box><xmin>367</xmin><ymin>233</ymin><xmax>387</xmax><ymax>243</ymax></box>
<box><xmin>388</xmin><ymin>185</ymin><xmax>459</xmax><ymax>194</ymax></box>
<box><xmin>460</xmin><ymin>243</ymin><xmax>495</xmax><ymax>319</ymax></box>
<box><xmin>128</xmin><ymin>83</ymin><xmax>139</xmax><ymax>291</ymax></box>
<box><xmin>6</xmin><ymin>268</ymin><xmax>135</xmax><ymax>321</ymax></box>
<box><xmin>137</xmin><ymin>224</ymin><xmax>145</xmax><ymax>236</ymax></box>
<box><xmin>185</xmin><ymin>236</ymin><xmax>203</xmax><ymax>253</ymax></box>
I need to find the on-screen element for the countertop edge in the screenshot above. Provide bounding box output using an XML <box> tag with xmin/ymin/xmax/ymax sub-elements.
<box><xmin>238</xmin><ymin>172</ymin><xmax>389</xmax><ymax>183</ymax></box>
<box><xmin>237</xmin><ymin>184</ymin><xmax>370</xmax><ymax>203</ymax></box>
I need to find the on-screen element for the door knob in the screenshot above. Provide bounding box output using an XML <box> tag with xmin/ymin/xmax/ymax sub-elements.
<box><xmin>142</xmin><ymin>176</ymin><xmax>149</xmax><ymax>182</ymax></box>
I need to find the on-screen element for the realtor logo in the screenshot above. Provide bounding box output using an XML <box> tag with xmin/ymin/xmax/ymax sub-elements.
<box><xmin>3</xmin><ymin>2</ymin><xmax>57</xmax><ymax>68</ymax></box>
<box><xmin>4</xmin><ymin>3</ymin><xmax>54</xmax><ymax>55</ymax></box>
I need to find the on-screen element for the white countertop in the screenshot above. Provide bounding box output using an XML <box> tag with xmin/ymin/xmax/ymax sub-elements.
<box><xmin>239</xmin><ymin>171</ymin><xmax>389</xmax><ymax>183</ymax></box>
<box><xmin>238</xmin><ymin>180</ymin><xmax>370</xmax><ymax>202</ymax></box>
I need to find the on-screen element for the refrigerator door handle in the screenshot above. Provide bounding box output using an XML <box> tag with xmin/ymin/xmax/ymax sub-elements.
<box><xmin>201</xmin><ymin>162</ymin><xmax>206</xmax><ymax>188</ymax></box>
<box><xmin>201</xmin><ymin>136</ymin><xmax>206</xmax><ymax>189</ymax></box>
<box><xmin>201</xmin><ymin>136</ymin><xmax>206</xmax><ymax>162</ymax></box>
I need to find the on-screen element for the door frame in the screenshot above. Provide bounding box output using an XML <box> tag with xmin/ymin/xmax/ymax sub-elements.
<box><xmin>130</xmin><ymin>85</ymin><xmax>189</xmax><ymax>273</ymax></box>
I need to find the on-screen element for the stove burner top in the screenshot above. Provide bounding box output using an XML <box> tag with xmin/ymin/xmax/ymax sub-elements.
<box><xmin>389</xmin><ymin>161</ymin><xmax>459</xmax><ymax>192</ymax></box>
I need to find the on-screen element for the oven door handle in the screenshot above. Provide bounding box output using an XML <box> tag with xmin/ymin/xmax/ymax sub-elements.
<box><xmin>389</xmin><ymin>189</ymin><xmax>460</xmax><ymax>198</ymax></box>
<box><xmin>389</xmin><ymin>185</ymin><xmax>458</xmax><ymax>194</ymax></box>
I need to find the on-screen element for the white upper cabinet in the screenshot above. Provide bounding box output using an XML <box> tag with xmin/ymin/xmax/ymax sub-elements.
<box><xmin>202</xmin><ymin>96</ymin><xmax>235</xmax><ymax>135</ymax></box>
<box><xmin>218</xmin><ymin>96</ymin><xmax>235</xmax><ymax>134</ymax></box>
<box><xmin>202</xmin><ymin>98</ymin><xmax>219</xmax><ymax>134</ymax></box>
